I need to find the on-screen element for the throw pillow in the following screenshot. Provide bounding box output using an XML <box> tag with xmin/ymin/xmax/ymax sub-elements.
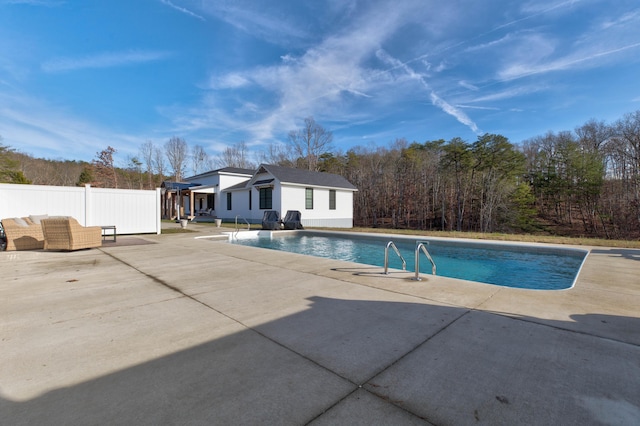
<box><xmin>29</xmin><ymin>214</ymin><xmax>49</xmax><ymax>225</ymax></box>
<box><xmin>13</xmin><ymin>217</ymin><xmax>28</xmax><ymax>227</ymax></box>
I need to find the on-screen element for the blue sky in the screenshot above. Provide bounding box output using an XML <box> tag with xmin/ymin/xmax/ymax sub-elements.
<box><xmin>1</xmin><ymin>0</ymin><xmax>639</xmax><ymax>164</ymax></box>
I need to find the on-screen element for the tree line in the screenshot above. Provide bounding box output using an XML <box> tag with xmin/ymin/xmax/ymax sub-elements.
<box><xmin>0</xmin><ymin>116</ymin><xmax>334</xmax><ymax>189</ymax></box>
<box><xmin>2</xmin><ymin>111</ymin><xmax>640</xmax><ymax>239</ymax></box>
<box><xmin>328</xmin><ymin>110</ymin><xmax>640</xmax><ymax>239</ymax></box>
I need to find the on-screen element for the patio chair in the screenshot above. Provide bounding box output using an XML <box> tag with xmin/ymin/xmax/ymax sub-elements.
<box><xmin>41</xmin><ymin>217</ymin><xmax>102</xmax><ymax>251</ymax></box>
<box><xmin>282</xmin><ymin>210</ymin><xmax>303</xmax><ymax>230</ymax></box>
<box><xmin>1</xmin><ymin>217</ymin><xmax>45</xmax><ymax>250</ymax></box>
<box><xmin>261</xmin><ymin>210</ymin><xmax>281</xmax><ymax>230</ymax></box>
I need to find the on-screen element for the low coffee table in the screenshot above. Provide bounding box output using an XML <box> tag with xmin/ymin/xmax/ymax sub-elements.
<box><xmin>101</xmin><ymin>225</ymin><xmax>116</xmax><ymax>242</ymax></box>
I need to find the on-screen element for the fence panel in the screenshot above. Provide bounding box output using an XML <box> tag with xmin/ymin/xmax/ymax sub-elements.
<box><xmin>88</xmin><ymin>187</ymin><xmax>160</xmax><ymax>234</ymax></box>
<box><xmin>0</xmin><ymin>184</ymin><xmax>160</xmax><ymax>234</ymax></box>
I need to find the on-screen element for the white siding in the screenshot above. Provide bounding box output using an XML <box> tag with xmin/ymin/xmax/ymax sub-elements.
<box><xmin>186</xmin><ymin>172</ymin><xmax>253</xmax><ymax>219</ymax></box>
<box><xmin>208</xmin><ymin>168</ymin><xmax>356</xmax><ymax>227</ymax></box>
<box><xmin>232</xmin><ymin>191</ymin><xmax>251</xmax><ymax>220</ymax></box>
<box><xmin>279</xmin><ymin>184</ymin><xmax>353</xmax><ymax>228</ymax></box>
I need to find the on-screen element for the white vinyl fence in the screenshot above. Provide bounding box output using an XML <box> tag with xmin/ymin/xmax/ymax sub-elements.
<box><xmin>0</xmin><ymin>184</ymin><xmax>161</xmax><ymax>235</ymax></box>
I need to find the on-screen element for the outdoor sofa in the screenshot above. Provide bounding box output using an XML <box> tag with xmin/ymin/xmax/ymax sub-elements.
<box><xmin>1</xmin><ymin>216</ymin><xmax>46</xmax><ymax>251</ymax></box>
<box><xmin>41</xmin><ymin>217</ymin><xmax>102</xmax><ymax>251</ymax></box>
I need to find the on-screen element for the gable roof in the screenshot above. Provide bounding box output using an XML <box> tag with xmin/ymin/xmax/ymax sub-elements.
<box><xmin>257</xmin><ymin>164</ymin><xmax>357</xmax><ymax>190</ymax></box>
<box><xmin>225</xmin><ymin>179</ymin><xmax>251</xmax><ymax>191</ymax></box>
<box><xmin>185</xmin><ymin>167</ymin><xmax>254</xmax><ymax>181</ymax></box>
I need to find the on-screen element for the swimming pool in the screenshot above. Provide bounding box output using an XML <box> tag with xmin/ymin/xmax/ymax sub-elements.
<box><xmin>228</xmin><ymin>231</ymin><xmax>588</xmax><ymax>290</ymax></box>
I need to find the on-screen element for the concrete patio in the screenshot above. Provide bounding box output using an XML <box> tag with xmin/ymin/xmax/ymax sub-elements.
<box><xmin>1</xmin><ymin>223</ymin><xmax>639</xmax><ymax>425</ymax></box>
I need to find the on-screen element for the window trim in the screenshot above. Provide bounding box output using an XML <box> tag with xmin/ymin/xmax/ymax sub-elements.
<box><xmin>329</xmin><ymin>189</ymin><xmax>336</xmax><ymax>210</ymax></box>
<box><xmin>305</xmin><ymin>187</ymin><xmax>313</xmax><ymax>209</ymax></box>
<box><xmin>259</xmin><ymin>187</ymin><xmax>273</xmax><ymax>210</ymax></box>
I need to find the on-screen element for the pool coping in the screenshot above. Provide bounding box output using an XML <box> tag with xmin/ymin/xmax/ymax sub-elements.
<box><xmin>220</xmin><ymin>228</ymin><xmax>590</xmax><ymax>291</ymax></box>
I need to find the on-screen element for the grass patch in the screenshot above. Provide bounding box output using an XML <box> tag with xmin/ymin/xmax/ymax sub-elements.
<box><xmin>319</xmin><ymin>227</ymin><xmax>640</xmax><ymax>249</ymax></box>
<box><xmin>161</xmin><ymin>228</ymin><xmax>197</xmax><ymax>234</ymax></box>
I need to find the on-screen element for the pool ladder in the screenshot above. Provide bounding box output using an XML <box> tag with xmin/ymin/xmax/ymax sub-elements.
<box><xmin>384</xmin><ymin>241</ymin><xmax>406</xmax><ymax>274</ymax></box>
<box><xmin>384</xmin><ymin>240</ymin><xmax>437</xmax><ymax>280</ymax></box>
<box><xmin>233</xmin><ymin>215</ymin><xmax>250</xmax><ymax>239</ymax></box>
<box><xmin>414</xmin><ymin>241</ymin><xmax>436</xmax><ymax>281</ymax></box>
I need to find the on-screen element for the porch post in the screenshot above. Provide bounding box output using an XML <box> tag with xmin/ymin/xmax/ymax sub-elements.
<box><xmin>177</xmin><ymin>189</ymin><xmax>181</xmax><ymax>221</ymax></box>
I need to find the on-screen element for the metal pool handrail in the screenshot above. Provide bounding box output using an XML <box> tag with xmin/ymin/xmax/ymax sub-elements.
<box><xmin>234</xmin><ymin>215</ymin><xmax>250</xmax><ymax>239</ymax></box>
<box><xmin>384</xmin><ymin>241</ymin><xmax>406</xmax><ymax>274</ymax></box>
<box><xmin>414</xmin><ymin>241</ymin><xmax>436</xmax><ymax>281</ymax></box>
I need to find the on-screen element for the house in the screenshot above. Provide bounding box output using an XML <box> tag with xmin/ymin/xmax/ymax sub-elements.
<box><xmin>161</xmin><ymin>165</ymin><xmax>358</xmax><ymax>228</ymax></box>
<box><xmin>161</xmin><ymin>167</ymin><xmax>252</xmax><ymax>220</ymax></box>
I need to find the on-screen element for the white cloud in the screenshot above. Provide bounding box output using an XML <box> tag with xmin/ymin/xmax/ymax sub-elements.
<box><xmin>599</xmin><ymin>9</ymin><xmax>640</xmax><ymax>30</ymax></box>
<box><xmin>498</xmin><ymin>41</ymin><xmax>640</xmax><ymax>81</ymax></box>
<box><xmin>174</xmin><ymin>2</ymin><xmax>417</xmax><ymax>142</ymax></box>
<box><xmin>42</xmin><ymin>50</ymin><xmax>171</xmax><ymax>73</ymax></box>
<box><xmin>519</xmin><ymin>0</ymin><xmax>582</xmax><ymax>15</ymax></box>
<box><xmin>376</xmin><ymin>49</ymin><xmax>481</xmax><ymax>134</ymax></box>
<box><xmin>199</xmin><ymin>2</ymin><xmax>310</xmax><ymax>45</ymax></box>
<box><xmin>430</xmin><ymin>93</ymin><xmax>480</xmax><ymax>134</ymax></box>
<box><xmin>159</xmin><ymin>0</ymin><xmax>638</xmax><ymax>150</ymax></box>
<box><xmin>459</xmin><ymin>80</ymin><xmax>479</xmax><ymax>91</ymax></box>
<box><xmin>465</xmin><ymin>33</ymin><xmax>515</xmax><ymax>52</ymax></box>
<box><xmin>159</xmin><ymin>0</ymin><xmax>205</xmax><ymax>21</ymax></box>
<box><xmin>495</xmin><ymin>4</ymin><xmax>640</xmax><ymax>82</ymax></box>
<box><xmin>1</xmin><ymin>107</ymin><xmax>138</xmax><ymax>160</ymax></box>
<box><xmin>469</xmin><ymin>85</ymin><xmax>544</xmax><ymax>103</ymax></box>
<box><xmin>210</xmin><ymin>73</ymin><xmax>251</xmax><ymax>89</ymax></box>
<box><xmin>167</xmin><ymin>1</ymin><xmax>493</xmax><ymax>144</ymax></box>
<box><xmin>457</xmin><ymin>104</ymin><xmax>499</xmax><ymax>111</ymax></box>
<box><xmin>496</xmin><ymin>33</ymin><xmax>556</xmax><ymax>81</ymax></box>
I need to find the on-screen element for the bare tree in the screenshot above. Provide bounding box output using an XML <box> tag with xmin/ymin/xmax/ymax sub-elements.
<box><xmin>153</xmin><ymin>146</ymin><xmax>166</xmax><ymax>183</ymax></box>
<box><xmin>139</xmin><ymin>140</ymin><xmax>156</xmax><ymax>189</ymax></box>
<box><xmin>123</xmin><ymin>156</ymin><xmax>143</xmax><ymax>189</ymax></box>
<box><xmin>165</xmin><ymin>137</ymin><xmax>188</xmax><ymax>181</ymax></box>
<box><xmin>575</xmin><ymin>119</ymin><xmax>613</xmax><ymax>152</ymax></box>
<box><xmin>191</xmin><ymin>144</ymin><xmax>210</xmax><ymax>176</ymax></box>
<box><xmin>257</xmin><ymin>142</ymin><xmax>295</xmax><ymax>167</ymax></box>
<box><xmin>92</xmin><ymin>146</ymin><xmax>118</xmax><ymax>188</ymax></box>
<box><xmin>216</xmin><ymin>141</ymin><xmax>255</xmax><ymax>169</ymax></box>
<box><xmin>287</xmin><ymin>117</ymin><xmax>334</xmax><ymax>171</ymax></box>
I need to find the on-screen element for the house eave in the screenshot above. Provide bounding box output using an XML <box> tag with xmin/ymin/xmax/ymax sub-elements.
<box><xmin>280</xmin><ymin>182</ymin><xmax>358</xmax><ymax>191</ymax></box>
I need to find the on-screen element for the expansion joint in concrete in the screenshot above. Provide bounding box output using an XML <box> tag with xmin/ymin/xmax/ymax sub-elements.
<box><xmin>101</xmin><ymin>249</ymin><xmax>359</xmax><ymax>388</ymax></box>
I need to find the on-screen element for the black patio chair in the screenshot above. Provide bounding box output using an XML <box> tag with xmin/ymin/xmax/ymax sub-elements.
<box><xmin>282</xmin><ymin>210</ymin><xmax>303</xmax><ymax>230</ymax></box>
<box><xmin>261</xmin><ymin>210</ymin><xmax>281</xmax><ymax>230</ymax></box>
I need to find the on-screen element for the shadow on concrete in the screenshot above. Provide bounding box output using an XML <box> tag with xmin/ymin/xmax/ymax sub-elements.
<box><xmin>590</xmin><ymin>248</ymin><xmax>640</xmax><ymax>262</ymax></box>
<box><xmin>330</xmin><ymin>266</ymin><xmax>415</xmax><ymax>279</ymax></box>
<box><xmin>99</xmin><ymin>237</ymin><xmax>157</xmax><ymax>248</ymax></box>
<box><xmin>2</xmin><ymin>296</ymin><xmax>639</xmax><ymax>425</ymax></box>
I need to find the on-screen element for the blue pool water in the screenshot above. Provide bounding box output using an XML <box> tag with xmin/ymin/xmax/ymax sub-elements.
<box><xmin>229</xmin><ymin>231</ymin><xmax>588</xmax><ymax>290</ymax></box>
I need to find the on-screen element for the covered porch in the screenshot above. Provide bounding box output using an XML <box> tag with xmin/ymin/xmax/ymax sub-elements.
<box><xmin>161</xmin><ymin>182</ymin><xmax>218</xmax><ymax>221</ymax></box>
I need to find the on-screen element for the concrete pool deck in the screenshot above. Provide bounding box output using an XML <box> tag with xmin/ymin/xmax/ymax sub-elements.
<box><xmin>1</xmin><ymin>223</ymin><xmax>639</xmax><ymax>425</ymax></box>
